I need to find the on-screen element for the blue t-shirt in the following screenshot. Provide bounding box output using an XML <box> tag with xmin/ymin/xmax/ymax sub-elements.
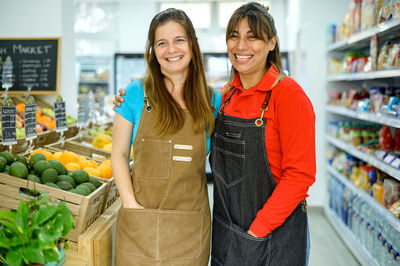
<box><xmin>115</xmin><ymin>79</ymin><xmax>222</xmax><ymax>154</ymax></box>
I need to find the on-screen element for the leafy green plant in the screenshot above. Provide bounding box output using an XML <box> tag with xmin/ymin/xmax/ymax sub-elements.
<box><xmin>0</xmin><ymin>194</ymin><xmax>74</xmax><ymax>266</ymax></box>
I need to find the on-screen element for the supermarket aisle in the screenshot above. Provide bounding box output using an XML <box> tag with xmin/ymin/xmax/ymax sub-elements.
<box><xmin>207</xmin><ymin>183</ymin><xmax>361</xmax><ymax>266</ymax></box>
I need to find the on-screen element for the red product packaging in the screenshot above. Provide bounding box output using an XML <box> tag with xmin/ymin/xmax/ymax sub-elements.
<box><xmin>379</xmin><ymin>125</ymin><xmax>394</xmax><ymax>151</ymax></box>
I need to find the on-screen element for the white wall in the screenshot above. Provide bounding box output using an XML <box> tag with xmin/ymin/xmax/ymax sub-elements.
<box><xmin>0</xmin><ymin>0</ymin><xmax>78</xmax><ymax>118</ymax></box>
<box><xmin>291</xmin><ymin>0</ymin><xmax>349</xmax><ymax>206</ymax></box>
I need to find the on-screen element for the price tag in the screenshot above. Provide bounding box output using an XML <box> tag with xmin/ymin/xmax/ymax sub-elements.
<box><xmin>384</xmin><ymin>154</ymin><xmax>396</xmax><ymax>164</ymax></box>
<box><xmin>54</xmin><ymin>95</ymin><xmax>67</xmax><ymax>132</ymax></box>
<box><xmin>375</xmin><ymin>150</ymin><xmax>387</xmax><ymax>160</ymax></box>
<box><xmin>88</xmin><ymin>92</ymin><xmax>96</xmax><ymax>124</ymax></box>
<box><xmin>390</xmin><ymin>158</ymin><xmax>400</xmax><ymax>169</ymax></box>
<box><xmin>1</xmin><ymin>97</ymin><xmax>17</xmax><ymax>145</ymax></box>
<box><xmin>98</xmin><ymin>95</ymin><xmax>105</xmax><ymax>118</ymax></box>
<box><xmin>77</xmin><ymin>98</ymin><xmax>88</xmax><ymax>127</ymax></box>
<box><xmin>24</xmin><ymin>96</ymin><xmax>37</xmax><ymax>140</ymax></box>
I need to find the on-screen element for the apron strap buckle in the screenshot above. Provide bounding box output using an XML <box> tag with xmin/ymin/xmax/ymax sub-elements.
<box><xmin>255</xmin><ymin>107</ymin><xmax>268</xmax><ymax>127</ymax></box>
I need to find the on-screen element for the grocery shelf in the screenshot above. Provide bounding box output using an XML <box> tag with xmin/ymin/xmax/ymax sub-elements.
<box><xmin>323</xmin><ymin>202</ymin><xmax>379</xmax><ymax>266</ymax></box>
<box><xmin>79</xmin><ymin>80</ymin><xmax>109</xmax><ymax>84</ymax></box>
<box><xmin>327</xmin><ymin>19</ymin><xmax>400</xmax><ymax>52</ymax></box>
<box><xmin>326</xmin><ymin>135</ymin><xmax>400</xmax><ymax>181</ymax></box>
<box><xmin>326</xmin><ymin>163</ymin><xmax>400</xmax><ymax>232</ymax></box>
<box><xmin>326</xmin><ymin>105</ymin><xmax>400</xmax><ymax>128</ymax></box>
<box><xmin>327</xmin><ymin>69</ymin><xmax>400</xmax><ymax>81</ymax></box>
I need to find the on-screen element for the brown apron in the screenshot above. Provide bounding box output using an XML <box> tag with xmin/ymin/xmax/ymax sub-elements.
<box><xmin>115</xmin><ymin>104</ymin><xmax>211</xmax><ymax>266</ymax></box>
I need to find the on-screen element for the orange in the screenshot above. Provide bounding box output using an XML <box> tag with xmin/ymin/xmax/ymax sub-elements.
<box><xmin>65</xmin><ymin>162</ymin><xmax>81</xmax><ymax>171</ymax></box>
<box><xmin>78</xmin><ymin>156</ymin><xmax>89</xmax><ymax>169</ymax></box>
<box><xmin>83</xmin><ymin>167</ymin><xmax>101</xmax><ymax>178</ymax></box>
<box><xmin>98</xmin><ymin>165</ymin><xmax>113</xmax><ymax>179</ymax></box>
<box><xmin>100</xmin><ymin>160</ymin><xmax>111</xmax><ymax>168</ymax></box>
<box><xmin>59</xmin><ymin>151</ymin><xmax>79</xmax><ymax>165</ymax></box>
<box><xmin>92</xmin><ymin>135</ymin><xmax>112</xmax><ymax>149</ymax></box>
<box><xmin>87</xmin><ymin>160</ymin><xmax>99</xmax><ymax>169</ymax></box>
<box><xmin>31</xmin><ymin>149</ymin><xmax>53</xmax><ymax>161</ymax></box>
<box><xmin>51</xmin><ymin>151</ymin><xmax>63</xmax><ymax>161</ymax></box>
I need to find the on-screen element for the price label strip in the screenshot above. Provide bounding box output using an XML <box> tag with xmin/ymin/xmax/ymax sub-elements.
<box><xmin>24</xmin><ymin>96</ymin><xmax>37</xmax><ymax>140</ymax></box>
<box><xmin>54</xmin><ymin>95</ymin><xmax>67</xmax><ymax>133</ymax></box>
<box><xmin>1</xmin><ymin>97</ymin><xmax>17</xmax><ymax>145</ymax></box>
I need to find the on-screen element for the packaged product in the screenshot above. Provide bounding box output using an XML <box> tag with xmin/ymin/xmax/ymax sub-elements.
<box><xmin>378</xmin><ymin>0</ymin><xmax>393</xmax><ymax>23</ymax></box>
<box><xmin>372</xmin><ymin>182</ymin><xmax>384</xmax><ymax>204</ymax></box>
<box><xmin>383</xmin><ymin>178</ymin><xmax>400</xmax><ymax>208</ymax></box>
<box><xmin>377</xmin><ymin>42</ymin><xmax>393</xmax><ymax>70</ymax></box>
<box><xmin>386</xmin><ymin>43</ymin><xmax>400</xmax><ymax>69</ymax></box>
<box><xmin>394</xmin><ymin>0</ymin><xmax>400</xmax><ymax>19</ymax></box>
<box><xmin>370</xmin><ymin>35</ymin><xmax>379</xmax><ymax>71</ymax></box>
<box><xmin>389</xmin><ymin>199</ymin><xmax>400</xmax><ymax>217</ymax></box>
<box><xmin>379</xmin><ymin>125</ymin><xmax>394</xmax><ymax>151</ymax></box>
<box><xmin>356</xmin><ymin>98</ymin><xmax>370</xmax><ymax>112</ymax></box>
<box><xmin>361</xmin><ymin>0</ymin><xmax>376</xmax><ymax>30</ymax></box>
<box><xmin>370</xmin><ymin>86</ymin><xmax>385</xmax><ymax>113</ymax></box>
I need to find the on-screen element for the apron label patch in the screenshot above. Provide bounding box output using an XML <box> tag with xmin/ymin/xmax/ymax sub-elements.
<box><xmin>174</xmin><ymin>144</ymin><xmax>193</xmax><ymax>150</ymax></box>
<box><xmin>173</xmin><ymin>156</ymin><xmax>192</xmax><ymax>162</ymax></box>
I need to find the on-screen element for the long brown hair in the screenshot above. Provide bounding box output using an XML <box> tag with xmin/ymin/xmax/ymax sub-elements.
<box><xmin>224</xmin><ymin>2</ymin><xmax>285</xmax><ymax>91</ymax></box>
<box><xmin>143</xmin><ymin>8</ymin><xmax>214</xmax><ymax>136</ymax></box>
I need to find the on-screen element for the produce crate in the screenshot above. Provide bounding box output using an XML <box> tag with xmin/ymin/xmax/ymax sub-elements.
<box><xmin>46</xmin><ymin>140</ymin><xmax>111</xmax><ymax>161</ymax></box>
<box><xmin>36</xmin><ymin>145</ymin><xmax>118</xmax><ymax>213</ymax></box>
<box><xmin>0</xmin><ymin>173</ymin><xmax>107</xmax><ymax>242</ymax></box>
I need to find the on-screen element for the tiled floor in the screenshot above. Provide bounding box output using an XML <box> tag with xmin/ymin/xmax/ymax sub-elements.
<box><xmin>207</xmin><ymin>183</ymin><xmax>361</xmax><ymax>266</ymax></box>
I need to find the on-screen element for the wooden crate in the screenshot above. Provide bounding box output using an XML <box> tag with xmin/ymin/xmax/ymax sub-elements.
<box><xmin>45</xmin><ymin>141</ymin><xmax>110</xmax><ymax>161</ymax></box>
<box><xmin>0</xmin><ymin>173</ymin><xmax>107</xmax><ymax>242</ymax></box>
<box><xmin>65</xmin><ymin>199</ymin><xmax>121</xmax><ymax>266</ymax></box>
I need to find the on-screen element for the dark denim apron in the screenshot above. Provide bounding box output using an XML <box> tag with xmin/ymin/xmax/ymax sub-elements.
<box><xmin>210</xmin><ymin>87</ymin><xmax>308</xmax><ymax>266</ymax></box>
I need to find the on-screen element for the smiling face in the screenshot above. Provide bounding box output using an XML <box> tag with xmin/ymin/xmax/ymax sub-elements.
<box><xmin>227</xmin><ymin>18</ymin><xmax>276</xmax><ymax>83</ymax></box>
<box><xmin>154</xmin><ymin>21</ymin><xmax>192</xmax><ymax>78</ymax></box>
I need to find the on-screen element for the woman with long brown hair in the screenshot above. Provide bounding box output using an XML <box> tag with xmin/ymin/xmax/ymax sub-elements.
<box><xmin>112</xmin><ymin>8</ymin><xmax>221</xmax><ymax>265</ymax></box>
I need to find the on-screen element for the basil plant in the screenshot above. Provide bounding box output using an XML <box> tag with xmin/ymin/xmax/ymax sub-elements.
<box><xmin>0</xmin><ymin>195</ymin><xmax>74</xmax><ymax>266</ymax></box>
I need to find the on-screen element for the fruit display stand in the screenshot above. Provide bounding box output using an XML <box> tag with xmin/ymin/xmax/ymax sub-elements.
<box><xmin>46</xmin><ymin>140</ymin><xmax>111</xmax><ymax>161</ymax></box>
<box><xmin>64</xmin><ymin>199</ymin><xmax>121</xmax><ymax>266</ymax></box>
<box><xmin>40</xmin><ymin>144</ymin><xmax>118</xmax><ymax>213</ymax></box>
<box><xmin>0</xmin><ymin>173</ymin><xmax>107</xmax><ymax>242</ymax></box>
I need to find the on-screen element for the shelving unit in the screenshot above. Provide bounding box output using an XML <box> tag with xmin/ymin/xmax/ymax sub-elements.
<box><xmin>326</xmin><ymin>135</ymin><xmax>400</xmax><ymax>181</ymax></box>
<box><xmin>326</xmin><ymin>105</ymin><xmax>400</xmax><ymax>128</ymax></box>
<box><xmin>323</xmin><ymin>203</ymin><xmax>379</xmax><ymax>266</ymax></box>
<box><xmin>326</xmin><ymin>18</ymin><xmax>400</xmax><ymax>265</ymax></box>
<box><xmin>76</xmin><ymin>56</ymin><xmax>113</xmax><ymax>95</ymax></box>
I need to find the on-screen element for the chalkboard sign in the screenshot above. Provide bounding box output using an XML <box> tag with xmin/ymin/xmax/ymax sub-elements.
<box><xmin>54</xmin><ymin>101</ymin><xmax>67</xmax><ymax>132</ymax></box>
<box><xmin>0</xmin><ymin>38</ymin><xmax>60</xmax><ymax>94</ymax></box>
<box><xmin>24</xmin><ymin>103</ymin><xmax>37</xmax><ymax>140</ymax></box>
<box><xmin>1</xmin><ymin>105</ymin><xmax>17</xmax><ymax>145</ymax></box>
<box><xmin>77</xmin><ymin>98</ymin><xmax>88</xmax><ymax>127</ymax></box>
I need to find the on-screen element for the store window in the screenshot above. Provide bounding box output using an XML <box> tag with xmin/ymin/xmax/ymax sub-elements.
<box><xmin>160</xmin><ymin>2</ymin><xmax>211</xmax><ymax>29</ymax></box>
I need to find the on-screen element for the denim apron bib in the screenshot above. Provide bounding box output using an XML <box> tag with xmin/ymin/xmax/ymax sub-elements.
<box><xmin>115</xmin><ymin>97</ymin><xmax>211</xmax><ymax>266</ymax></box>
<box><xmin>210</xmin><ymin>86</ymin><xmax>308</xmax><ymax>266</ymax></box>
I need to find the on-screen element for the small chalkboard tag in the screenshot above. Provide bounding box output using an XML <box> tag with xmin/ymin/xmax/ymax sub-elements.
<box><xmin>54</xmin><ymin>95</ymin><xmax>67</xmax><ymax>132</ymax></box>
<box><xmin>77</xmin><ymin>97</ymin><xmax>88</xmax><ymax>127</ymax></box>
<box><xmin>98</xmin><ymin>95</ymin><xmax>105</xmax><ymax>118</ymax></box>
<box><xmin>1</xmin><ymin>97</ymin><xmax>17</xmax><ymax>145</ymax></box>
<box><xmin>24</xmin><ymin>96</ymin><xmax>37</xmax><ymax>140</ymax></box>
<box><xmin>88</xmin><ymin>92</ymin><xmax>96</xmax><ymax>124</ymax></box>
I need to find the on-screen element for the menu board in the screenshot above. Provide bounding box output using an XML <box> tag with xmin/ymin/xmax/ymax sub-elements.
<box><xmin>54</xmin><ymin>100</ymin><xmax>67</xmax><ymax>132</ymax></box>
<box><xmin>1</xmin><ymin>105</ymin><xmax>17</xmax><ymax>145</ymax></box>
<box><xmin>0</xmin><ymin>38</ymin><xmax>60</xmax><ymax>94</ymax></box>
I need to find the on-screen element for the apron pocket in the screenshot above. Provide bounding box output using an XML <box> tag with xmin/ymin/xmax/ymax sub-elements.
<box><xmin>139</xmin><ymin>138</ymin><xmax>172</xmax><ymax>179</ymax></box>
<box><xmin>116</xmin><ymin>208</ymin><xmax>158</xmax><ymax>259</ymax></box>
<box><xmin>158</xmin><ymin>209</ymin><xmax>203</xmax><ymax>260</ymax></box>
<box><xmin>213</xmin><ymin>214</ymin><xmax>271</xmax><ymax>266</ymax></box>
<box><xmin>212</xmin><ymin>133</ymin><xmax>245</xmax><ymax>188</ymax></box>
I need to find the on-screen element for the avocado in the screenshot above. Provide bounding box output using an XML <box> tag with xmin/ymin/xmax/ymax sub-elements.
<box><xmin>15</xmin><ymin>155</ymin><xmax>28</xmax><ymax>166</ymax></box>
<box><xmin>71</xmin><ymin>170</ymin><xmax>89</xmax><ymax>184</ymax></box>
<box><xmin>81</xmin><ymin>182</ymin><xmax>96</xmax><ymax>192</ymax></box>
<box><xmin>44</xmin><ymin>182</ymin><xmax>60</xmax><ymax>189</ymax></box>
<box><xmin>41</xmin><ymin>168</ymin><xmax>58</xmax><ymax>184</ymax></box>
<box><xmin>0</xmin><ymin>151</ymin><xmax>14</xmax><ymax>165</ymax></box>
<box><xmin>89</xmin><ymin>177</ymin><xmax>102</xmax><ymax>189</ymax></box>
<box><xmin>27</xmin><ymin>175</ymin><xmax>41</xmax><ymax>183</ymax></box>
<box><xmin>10</xmin><ymin>162</ymin><xmax>29</xmax><ymax>179</ymax></box>
<box><xmin>57</xmin><ymin>175</ymin><xmax>76</xmax><ymax>187</ymax></box>
<box><xmin>48</xmin><ymin>160</ymin><xmax>68</xmax><ymax>175</ymax></box>
<box><xmin>75</xmin><ymin>184</ymin><xmax>91</xmax><ymax>196</ymax></box>
<box><xmin>0</xmin><ymin>156</ymin><xmax>7</xmax><ymax>172</ymax></box>
<box><xmin>56</xmin><ymin>181</ymin><xmax>74</xmax><ymax>191</ymax></box>
<box><xmin>33</xmin><ymin>160</ymin><xmax>53</xmax><ymax>177</ymax></box>
<box><xmin>29</xmin><ymin>153</ymin><xmax>46</xmax><ymax>167</ymax></box>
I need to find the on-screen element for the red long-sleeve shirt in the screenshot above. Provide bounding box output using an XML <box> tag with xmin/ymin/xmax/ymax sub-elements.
<box><xmin>221</xmin><ymin>66</ymin><xmax>316</xmax><ymax>237</ymax></box>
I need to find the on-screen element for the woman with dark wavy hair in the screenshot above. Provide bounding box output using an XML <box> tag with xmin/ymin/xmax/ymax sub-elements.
<box><xmin>210</xmin><ymin>3</ymin><xmax>315</xmax><ymax>265</ymax></box>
